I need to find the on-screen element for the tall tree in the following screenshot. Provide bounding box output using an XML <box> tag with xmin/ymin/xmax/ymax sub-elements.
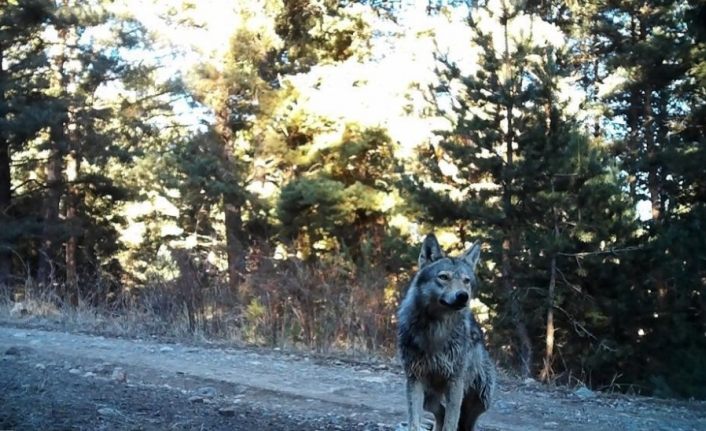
<box><xmin>188</xmin><ymin>2</ymin><xmax>283</xmax><ymax>298</ymax></box>
<box><xmin>0</xmin><ymin>0</ymin><xmax>54</xmax><ymax>287</ymax></box>
<box><xmin>577</xmin><ymin>0</ymin><xmax>706</xmax><ymax>396</ymax></box>
<box><xmin>411</xmin><ymin>0</ymin><xmax>634</xmax><ymax>378</ymax></box>
<box><xmin>30</xmin><ymin>0</ymin><xmax>165</xmax><ymax>296</ymax></box>
<box><xmin>277</xmin><ymin>125</ymin><xmax>399</xmax><ymax>262</ymax></box>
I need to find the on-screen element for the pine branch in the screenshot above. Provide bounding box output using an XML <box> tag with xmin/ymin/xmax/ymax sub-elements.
<box><xmin>557</xmin><ymin>246</ymin><xmax>646</xmax><ymax>258</ymax></box>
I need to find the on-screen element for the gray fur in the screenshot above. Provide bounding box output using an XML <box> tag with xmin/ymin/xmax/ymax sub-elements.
<box><xmin>398</xmin><ymin>234</ymin><xmax>496</xmax><ymax>431</ymax></box>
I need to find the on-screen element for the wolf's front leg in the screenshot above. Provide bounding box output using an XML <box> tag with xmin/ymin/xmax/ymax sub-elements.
<box><xmin>406</xmin><ymin>378</ymin><xmax>425</xmax><ymax>431</ymax></box>
<box><xmin>442</xmin><ymin>378</ymin><xmax>464</xmax><ymax>431</ymax></box>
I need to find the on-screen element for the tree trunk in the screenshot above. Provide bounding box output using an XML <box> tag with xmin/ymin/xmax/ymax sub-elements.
<box><xmin>540</xmin><ymin>89</ymin><xmax>560</xmax><ymax>383</ymax></box>
<box><xmin>38</xmin><ymin>22</ymin><xmax>69</xmax><ymax>288</ymax></box>
<box><xmin>592</xmin><ymin>54</ymin><xmax>601</xmax><ymax>138</ymax></box>
<box><xmin>0</xmin><ymin>48</ymin><xmax>11</xmax><ymax>288</ymax></box>
<box><xmin>626</xmin><ymin>16</ymin><xmax>640</xmax><ymax>200</ymax></box>
<box><xmin>501</xmin><ymin>7</ymin><xmax>532</xmax><ymax>378</ymax></box>
<box><xmin>501</xmin><ymin>237</ymin><xmax>532</xmax><ymax>377</ymax></box>
<box><xmin>0</xmin><ymin>140</ymin><xmax>10</xmax><ymax>288</ymax></box>
<box><xmin>214</xmin><ymin>106</ymin><xmax>246</xmax><ymax>300</ymax></box>
<box><xmin>540</xmin><ymin>254</ymin><xmax>557</xmax><ymax>382</ymax></box>
<box><xmin>644</xmin><ymin>86</ymin><xmax>661</xmax><ymax>221</ymax></box>
<box><xmin>224</xmin><ymin>196</ymin><xmax>244</xmax><ymax>298</ymax></box>
<box><xmin>65</xmin><ymin>147</ymin><xmax>79</xmax><ymax>304</ymax></box>
<box><xmin>38</xmin><ymin>133</ymin><xmax>64</xmax><ymax>287</ymax></box>
<box><xmin>656</xmin><ymin>93</ymin><xmax>670</xmax><ymax>217</ymax></box>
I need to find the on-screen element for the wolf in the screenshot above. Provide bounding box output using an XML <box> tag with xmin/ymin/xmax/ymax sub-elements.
<box><xmin>397</xmin><ymin>234</ymin><xmax>496</xmax><ymax>431</ymax></box>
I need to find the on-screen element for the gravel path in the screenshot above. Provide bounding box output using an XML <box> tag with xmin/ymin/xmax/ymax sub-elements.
<box><xmin>1</xmin><ymin>325</ymin><xmax>705</xmax><ymax>430</ymax></box>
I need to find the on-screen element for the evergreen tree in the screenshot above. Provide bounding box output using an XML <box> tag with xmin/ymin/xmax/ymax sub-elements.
<box><xmin>410</xmin><ymin>0</ymin><xmax>634</xmax><ymax>378</ymax></box>
<box><xmin>33</xmin><ymin>1</ymin><xmax>160</xmax><ymax>298</ymax></box>
<box><xmin>0</xmin><ymin>0</ymin><xmax>54</xmax><ymax>287</ymax></box>
<box><xmin>187</xmin><ymin>2</ymin><xmax>282</xmax><ymax>297</ymax></box>
<box><xmin>576</xmin><ymin>0</ymin><xmax>706</xmax><ymax>396</ymax></box>
<box><xmin>277</xmin><ymin>125</ymin><xmax>398</xmax><ymax>263</ymax></box>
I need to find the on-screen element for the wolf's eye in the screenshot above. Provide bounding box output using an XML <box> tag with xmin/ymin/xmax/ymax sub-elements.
<box><xmin>462</xmin><ymin>277</ymin><xmax>472</xmax><ymax>285</ymax></box>
<box><xmin>437</xmin><ymin>273</ymin><xmax>450</xmax><ymax>281</ymax></box>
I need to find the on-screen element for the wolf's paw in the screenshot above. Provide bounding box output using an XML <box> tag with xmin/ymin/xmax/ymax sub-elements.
<box><xmin>395</xmin><ymin>418</ymin><xmax>435</xmax><ymax>431</ymax></box>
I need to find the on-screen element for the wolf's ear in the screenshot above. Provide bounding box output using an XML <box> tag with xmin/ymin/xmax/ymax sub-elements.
<box><xmin>418</xmin><ymin>234</ymin><xmax>444</xmax><ymax>268</ymax></box>
<box><xmin>461</xmin><ymin>240</ymin><xmax>481</xmax><ymax>271</ymax></box>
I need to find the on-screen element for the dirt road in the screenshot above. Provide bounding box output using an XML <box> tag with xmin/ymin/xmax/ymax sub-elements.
<box><xmin>1</xmin><ymin>325</ymin><xmax>704</xmax><ymax>430</ymax></box>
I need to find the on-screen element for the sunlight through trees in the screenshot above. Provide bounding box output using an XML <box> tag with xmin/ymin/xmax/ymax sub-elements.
<box><xmin>1</xmin><ymin>0</ymin><xmax>704</xmax><ymax>398</ymax></box>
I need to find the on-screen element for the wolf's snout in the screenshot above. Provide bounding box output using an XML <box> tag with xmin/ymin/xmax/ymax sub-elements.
<box><xmin>455</xmin><ymin>291</ymin><xmax>469</xmax><ymax>305</ymax></box>
<box><xmin>440</xmin><ymin>291</ymin><xmax>469</xmax><ymax>309</ymax></box>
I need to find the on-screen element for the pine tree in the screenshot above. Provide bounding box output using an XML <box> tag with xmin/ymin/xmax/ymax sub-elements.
<box><xmin>277</xmin><ymin>125</ymin><xmax>398</xmax><ymax>262</ymax></box>
<box><xmin>410</xmin><ymin>0</ymin><xmax>634</xmax><ymax>378</ymax></box>
<box><xmin>186</xmin><ymin>2</ymin><xmax>283</xmax><ymax>297</ymax></box>
<box><xmin>577</xmin><ymin>0</ymin><xmax>706</xmax><ymax>396</ymax></box>
<box><xmin>265</xmin><ymin>2</ymin><xmax>419</xmax><ymax>266</ymax></box>
<box><xmin>31</xmin><ymin>1</ymin><xmax>159</xmax><ymax>298</ymax></box>
<box><xmin>0</xmin><ymin>0</ymin><xmax>54</xmax><ymax>288</ymax></box>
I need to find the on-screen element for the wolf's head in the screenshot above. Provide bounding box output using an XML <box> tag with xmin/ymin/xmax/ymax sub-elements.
<box><xmin>414</xmin><ymin>234</ymin><xmax>481</xmax><ymax>313</ymax></box>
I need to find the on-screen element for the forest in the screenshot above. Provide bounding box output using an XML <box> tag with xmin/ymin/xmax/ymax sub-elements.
<box><xmin>1</xmin><ymin>0</ymin><xmax>705</xmax><ymax>399</ymax></box>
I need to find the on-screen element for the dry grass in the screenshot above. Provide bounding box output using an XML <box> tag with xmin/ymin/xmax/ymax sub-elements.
<box><xmin>0</xmin><ymin>253</ymin><xmax>402</xmax><ymax>359</ymax></box>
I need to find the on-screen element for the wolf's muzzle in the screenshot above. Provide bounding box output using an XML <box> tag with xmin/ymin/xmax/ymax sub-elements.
<box><xmin>440</xmin><ymin>291</ymin><xmax>469</xmax><ymax>310</ymax></box>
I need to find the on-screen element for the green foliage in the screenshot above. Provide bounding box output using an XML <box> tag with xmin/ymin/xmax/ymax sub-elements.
<box><xmin>1</xmin><ymin>0</ymin><xmax>705</xmax><ymax>399</ymax></box>
<box><xmin>409</xmin><ymin>0</ymin><xmax>642</xmax><ymax>382</ymax></box>
<box><xmin>277</xmin><ymin>126</ymin><xmax>399</xmax><ymax>262</ymax></box>
<box><xmin>274</xmin><ymin>0</ymin><xmax>373</xmax><ymax>73</ymax></box>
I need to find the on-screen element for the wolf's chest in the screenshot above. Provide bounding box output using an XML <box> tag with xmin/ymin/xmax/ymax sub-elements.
<box><xmin>407</xmin><ymin>336</ymin><xmax>466</xmax><ymax>380</ymax></box>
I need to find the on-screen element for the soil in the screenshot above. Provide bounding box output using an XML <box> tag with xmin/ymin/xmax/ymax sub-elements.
<box><xmin>1</xmin><ymin>324</ymin><xmax>705</xmax><ymax>431</ymax></box>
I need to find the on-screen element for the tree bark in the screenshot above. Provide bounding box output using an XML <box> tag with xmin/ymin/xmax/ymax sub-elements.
<box><xmin>224</xmin><ymin>196</ymin><xmax>245</xmax><ymax>297</ymax></box>
<box><xmin>540</xmin><ymin>87</ymin><xmax>560</xmax><ymax>382</ymax></box>
<box><xmin>214</xmin><ymin>107</ymin><xmax>246</xmax><ymax>299</ymax></box>
<box><xmin>0</xmin><ymin>140</ymin><xmax>10</xmax><ymax>288</ymax></box>
<box><xmin>38</xmin><ymin>20</ymin><xmax>69</xmax><ymax>288</ymax></box>
<box><xmin>540</xmin><ymin>254</ymin><xmax>557</xmax><ymax>382</ymax></box>
<box><xmin>501</xmin><ymin>4</ymin><xmax>532</xmax><ymax>378</ymax></box>
<box><xmin>644</xmin><ymin>86</ymin><xmax>661</xmax><ymax>221</ymax></box>
<box><xmin>65</xmin><ymin>146</ymin><xmax>79</xmax><ymax>304</ymax></box>
<box><xmin>0</xmin><ymin>47</ymin><xmax>11</xmax><ymax>287</ymax></box>
<box><xmin>626</xmin><ymin>16</ymin><xmax>640</xmax><ymax>200</ymax></box>
<box><xmin>38</xmin><ymin>130</ymin><xmax>64</xmax><ymax>287</ymax></box>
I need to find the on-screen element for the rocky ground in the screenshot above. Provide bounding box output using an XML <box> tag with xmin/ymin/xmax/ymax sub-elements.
<box><xmin>1</xmin><ymin>324</ymin><xmax>705</xmax><ymax>431</ymax></box>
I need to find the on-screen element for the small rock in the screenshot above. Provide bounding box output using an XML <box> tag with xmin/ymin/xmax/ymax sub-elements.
<box><xmin>68</xmin><ymin>368</ymin><xmax>81</xmax><ymax>375</ymax></box>
<box><xmin>91</xmin><ymin>363</ymin><xmax>112</xmax><ymax>375</ymax></box>
<box><xmin>188</xmin><ymin>395</ymin><xmax>204</xmax><ymax>403</ymax></box>
<box><xmin>217</xmin><ymin>406</ymin><xmax>236</xmax><ymax>417</ymax></box>
<box><xmin>5</xmin><ymin>346</ymin><xmax>21</xmax><ymax>356</ymax></box>
<box><xmin>574</xmin><ymin>386</ymin><xmax>596</xmax><ymax>400</ymax></box>
<box><xmin>544</xmin><ymin>421</ymin><xmax>559</xmax><ymax>428</ymax></box>
<box><xmin>159</xmin><ymin>346</ymin><xmax>174</xmax><ymax>353</ymax></box>
<box><xmin>35</xmin><ymin>363</ymin><xmax>46</xmax><ymax>370</ymax></box>
<box><xmin>193</xmin><ymin>386</ymin><xmax>217</xmax><ymax>399</ymax></box>
<box><xmin>83</xmin><ymin>371</ymin><xmax>96</xmax><ymax>378</ymax></box>
<box><xmin>111</xmin><ymin>367</ymin><xmax>127</xmax><ymax>383</ymax></box>
<box><xmin>97</xmin><ymin>407</ymin><xmax>121</xmax><ymax>416</ymax></box>
<box><xmin>522</xmin><ymin>377</ymin><xmax>537</xmax><ymax>386</ymax></box>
